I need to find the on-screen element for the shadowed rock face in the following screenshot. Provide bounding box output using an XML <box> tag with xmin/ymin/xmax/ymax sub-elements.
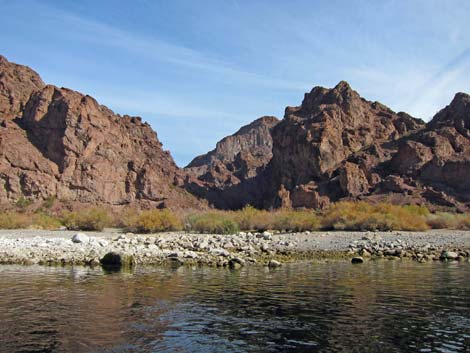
<box><xmin>262</xmin><ymin>81</ymin><xmax>426</xmax><ymax>209</ymax></box>
<box><xmin>2</xmin><ymin>54</ymin><xmax>470</xmax><ymax>211</ymax></box>
<box><xmin>184</xmin><ymin>116</ymin><xmax>279</xmax><ymax>208</ymax></box>
<box><xmin>0</xmin><ymin>55</ymin><xmax>203</xmax><ymax>209</ymax></box>
<box><xmin>189</xmin><ymin>81</ymin><xmax>470</xmax><ymax>211</ymax></box>
<box><xmin>395</xmin><ymin>92</ymin><xmax>470</xmax><ymax>204</ymax></box>
<box><xmin>186</xmin><ymin>116</ymin><xmax>279</xmax><ymax>185</ymax></box>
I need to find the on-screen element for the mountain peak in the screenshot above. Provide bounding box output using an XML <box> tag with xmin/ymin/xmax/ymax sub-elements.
<box><xmin>451</xmin><ymin>92</ymin><xmax>470</xmax><ymax>105</ymax></box>
<box><xmin>333</xmin><ymin>80</ymin><xmax>352</xmax><ymax>91</ymax></box>
<box><xmin>429</xmin><ymin>91</ymin><xmax>470</xmax><ymax>133</ymax></box>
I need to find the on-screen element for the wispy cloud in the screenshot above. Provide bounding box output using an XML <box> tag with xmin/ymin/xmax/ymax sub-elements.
<box><xmin>405</xmin><ymin>48</ymin><xmax>470</xmax><ymax>119</ymax></box>
<box><xmin>33</xmin><ymin>1</ymin><xmax>311</xmax><ymax>91</ymax></box>
<box><xmin>342</xmin><ymin>48</ymin><xmax>470</xmax><ymax>121</ymax></box>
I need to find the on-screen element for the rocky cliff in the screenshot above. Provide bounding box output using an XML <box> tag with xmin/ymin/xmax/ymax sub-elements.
<box><xmin>2</xmin><ymin>54</ymin><xmax>469</xmax><ymax>211</ymax></box>
<box><xmin>264</xmin><ymin>81</ymin><xmax>426</xmax><ymax>209</ymax></box>
<box><xmin>0</xmin><ymin>55</ymin><xmax>202</xmax><ymax>209</ymax></box>
<box><xmin>189</xmin><ymin>81</ymin><xmax>470</xmax><ymax>211</ymax></box>
<box><xmin>186</xmin><ymin>116</ymin><xmax>278</xmax><ymax>184</ymax></box>
<box><xmin>184</xmin><ymin>116</ymin><xmax>279</xmax><ymax>208</ymax></box>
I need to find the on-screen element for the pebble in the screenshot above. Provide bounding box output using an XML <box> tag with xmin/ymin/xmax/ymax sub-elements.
<box><xmin>0</xmin><ymin>229</ymin><xmax>468</xmax><ymax>268</ymax></box>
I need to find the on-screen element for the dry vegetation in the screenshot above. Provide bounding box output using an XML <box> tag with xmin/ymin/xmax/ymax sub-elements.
<box><xmin>61</xmin><ymin>207</ymin><xmax>112</xmax><ymax>231</ymax></box>
<box><xmin>122</xmin><ymin>209</ymin><xmax>182</xmax><ymax>233</ymax></box>
<box><xmin>0</xmin><ymin>201</ymin><xmax>469</xmax><ymax>233</ymax></box>
<box><xmin>320</xmin><ymin>202</ymin><xmax>430</xmax><ymax>231</ymax></box>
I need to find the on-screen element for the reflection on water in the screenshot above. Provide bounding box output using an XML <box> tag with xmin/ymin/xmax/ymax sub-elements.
<box><xmin>0</xmin><ymin>261</ymin><xmax>469</xmax><ymax>353</ymax></box>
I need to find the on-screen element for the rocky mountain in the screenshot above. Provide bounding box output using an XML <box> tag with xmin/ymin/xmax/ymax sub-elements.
<box><xmin>189</xmin><ymin>81</ymin><xmax>470</xmax><ymax>211</ymax></box>
<box><xmin>264</xmin><ymin>81</ymin><xmax>426</xmax><ymax>209</ymax></box>
<box><xmin>0</xmin><ymin>55</ymin><xmax>203</xmax><ymax>210</ymax></box>
<box><xmin>388</xmin><ymin>92</ymin><xmax>470</xmax><ymax>210</ymax></box>
<box><xmin>2</xmin><ymin>54</ymin><xmax>469</xmax><ymax>211</ymax></box>
<box><xmin>186</xmin><ymin>116</ymin><xmax>278</xmax><ymax>185</ymax></box>
<box><xmin>185</xmin><ymin>116</ymin><xmax>279</xmax><ymax>208</ymax></box>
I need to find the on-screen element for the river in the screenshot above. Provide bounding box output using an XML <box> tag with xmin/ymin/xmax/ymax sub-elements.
<box><xmin>0</xmin><ymin>261</ymin><xmax>469</xmax><ymax>352</ymax></box>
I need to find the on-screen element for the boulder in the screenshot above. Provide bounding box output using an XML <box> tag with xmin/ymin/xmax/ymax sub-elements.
<box><xmin>351</xmin><ymin>257</ymin><xmax>364</xmax><ymax>264</ymax></box>
<box><xmin>268</xmin><ymin>259</ymin><xmax>282</xmax><ymax>268</ymax></box>
<box><xmin>100</xmin><ymin>252</ymin><xmax>135</xmax><ymax>268</ymax></box>
<box><xmin>440</xmin><ymin>251</ymin><xmax>459</xmax><ymax>260</ymax></box>
<box><xmin>339</xmin><ymin>162</ymin><xmax>370</xmax><ymax>197</ymax></box>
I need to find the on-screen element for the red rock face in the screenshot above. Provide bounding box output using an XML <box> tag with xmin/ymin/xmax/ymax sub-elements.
<box><xmin>190</xmin><ymin>81</ymin><xmax>470</xmax><ymax>211</ymax></box>
<box><xmin>184</xmin><ymin>116</ymin><xmax>279</xmax><ymax>208</ymax></box>
<box><xmin>2</xmin><ymin>54</ymin><xmax>470</xmax><ymax>211</ymax></box>
<box><xmin>0</xmin><ymin>55</ymin><xmax>203</xmax><ymax>210</ymax></box>
<box><xmin>404</xmin><ymin>93</ymin><xmax>470</xmax><ymax>207</ymax></box>
<box><xmin>186</xmin><ymin>116</ymin><xmax>279</xmax><ymax>185</ymax></box>
<box><xmin>262</xmin><ymin>81</ymin><xmax>426</xmax><ymax>208</ymax></box>
<box><xmin>0</xmin><ymin>55</ymin><xmax>44</xmax><ymax>120</ymax></box>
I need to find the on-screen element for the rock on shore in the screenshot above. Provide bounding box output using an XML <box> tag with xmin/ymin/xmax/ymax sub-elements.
<box><xmin>0</xmin><ymin>229</ymin><xmax>469</xmax><ymax>268</ymax></box>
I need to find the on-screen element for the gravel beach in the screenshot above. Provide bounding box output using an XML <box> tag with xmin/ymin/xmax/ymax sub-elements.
<box><xmin>1</xmin><ymin>229</ymin><xmax>470</xmax><ymax>267</ymax></box>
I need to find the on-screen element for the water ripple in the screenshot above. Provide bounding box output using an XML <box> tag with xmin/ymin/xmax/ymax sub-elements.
<box><xmin>0</xmin><ymin>261</ymin><xmax>469</xmax><ymax>352</ymax></box>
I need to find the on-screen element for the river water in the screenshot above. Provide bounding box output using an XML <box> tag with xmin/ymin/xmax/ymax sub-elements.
<box><xmin>0</xmin><ymin>261</ymin><xmax>469</xmax><ymax>353</ymax></box>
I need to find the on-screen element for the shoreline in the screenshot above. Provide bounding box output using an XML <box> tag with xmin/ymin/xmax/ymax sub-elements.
<box><xmin>0</xmin><ymin>229</ymin><xmax>470</xmax><ymax>268</ymax></box>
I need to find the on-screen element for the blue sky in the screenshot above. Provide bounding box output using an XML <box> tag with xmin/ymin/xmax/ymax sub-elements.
<box><xmin>1</xmin><ymin>0</ymin><xmax>469</xmax><ymax>166</ymax></box>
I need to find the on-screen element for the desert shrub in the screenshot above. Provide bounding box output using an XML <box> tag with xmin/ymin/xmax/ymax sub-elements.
<box><xmin>426</xmin><ymin>212</ymin><xmax>459</xmax><ymax>229</ymax></box>
<box><xmin>0</xmin><ymin>211</ymin><xmax>61</xmax><ymax>230</ymax></box>
<box><xmin>456</xmin><ymin>215</ymin><xmax>470</xmax><ymax>230</ymax></box>
<box><xmin>321</xmin><ymin>202</ymin><xmax>429</xmax><ymax>231</ymax></box>
<box><xmin>425</xmin><ymin>212</ymin><xmax>470</xmax><ymax>230</ymax></box>
<box><xmin>31</xmin><ymin>213</ymin><xmax>62</xmax><ymax>230</ymax></box>
<box><xmin>234</xmin><ymin>206</ymin><xmax>274</xmax><ymax>231</ymax></box>
<box><xmin>272</xmin><ymin>210</ymin><xmax>320</xmax><ymax>232</ymax></box>
<box><xmin>61</xmin><ymin>206</ymin><xmax>111</xmax><ymax>231</ymax></box>
<box><xmin>123</xmin><ymin>209</ymin><xmax>182</xmax><ymax>233</ymax></box>
<box><xmin>42</xmin><ymin>196</ymin><xmax>56</xmax><ymax>209</ymax></box>
<box><xmin>15</xmin><ymin>197</ymin><xmax>32</xmax><ymax>210</ymax></box>
<box><xmin>186</xmin><ymin>212</ymin><xmax>239</xmax><ymax>234</ymax></box>
<box><xmin>403</xmin><ymin>204</ymin><xmax>430</xmax><ymax>217</ymax></box>
<box><xmin>0</xmin><ymin>212</ymin><xmax>31</xmax><ymax>229</ymax></box>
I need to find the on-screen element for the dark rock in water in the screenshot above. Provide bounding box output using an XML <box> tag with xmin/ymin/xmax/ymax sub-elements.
<box><xmin>229</xmin><ymin>257</ymin><xmax>245</xmax><ymax>270</ymax></box>
<box><xmin>100</xmin><ymin>252</ymin><xmax>135</xmax><ymax>269</ymax></box>
<box><xmin>440</xmin><ymin>250</ymin><xmax>459</xmax><ymax>261</ymax></box>
<box><xmin>168</xmin><ymin>257</ymin><xmax>184</xmax><ymax>268</ymax></box>
<box><xmin>268</xmin><ymin>259</ymin><xmax>282</xmax><ymax>268</ymax></box>
<box><xmin>351</xmin><ymin>257</ymin><xmax>364</xmax><ymax>264</ymax></box>
<box><xmin>229</xmin><ymin>260</ymin><xmax>242</xmax><ymax>270</ymax></box>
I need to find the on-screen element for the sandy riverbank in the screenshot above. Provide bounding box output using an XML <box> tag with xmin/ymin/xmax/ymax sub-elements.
<box><xmin>0</xmin><ymin>229</ymin><xmax>469</xmax><ymax>267</ymax></box>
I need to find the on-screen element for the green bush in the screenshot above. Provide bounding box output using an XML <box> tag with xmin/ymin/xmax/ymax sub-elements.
<box><xmin>272</xmin><ymin>210</ymin><xmax>320</xmax><ymax>232</ymax></box>
<box><xmin>15</xmin><ymin>197</ymin><xmax>32</xmax><ymax>209</ymax></box>
<box><xmin>457</xmin><ymin>215</ymin><xmax>470</xmax><ymax>230</ymax></box>
<box><xmin>31</xmin><ymin>213</ymin><xmax>62</xmax><ymax>229</ymax></box>
<box><xmin>0</xmin><ymin>212</ymin><xmax>30</xmax><ymax>229</ymax></box>
<box><xmin>0</xmin><ymin>211</ymin><xmax>61</xmax><ymax>230</ymax></box>
<box><xmin>321</xmin><ymin>201</ymin><xmax>429</xmax><ymax>231</ymax></box>
<box><xmin>123</xmin><ymin>209</ymin><xmax>182</xmax><ymax>233</ymax></box>
<box><xmin>61</xmin><ymin>206</ymin><xmax>111</xmax><ymax>231</ymax></box>
<box><xmin>186</xmin><ymin>212</ymin><xmax>239</xmax><ymax>234</ymax></box>
<box><xmin>42</xmin><ymin>196</ymin><xmax>56</xmax><ymax>209</ymax></box>
<box><xmin>234</xmin><ymin>205</ymin><xmax>273</xmax><ymax>231</ymax></box>
<box><xmin>426</xmin><ymin>212</ymin><xmax>458</xmax><ymax>229</ymax></box>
